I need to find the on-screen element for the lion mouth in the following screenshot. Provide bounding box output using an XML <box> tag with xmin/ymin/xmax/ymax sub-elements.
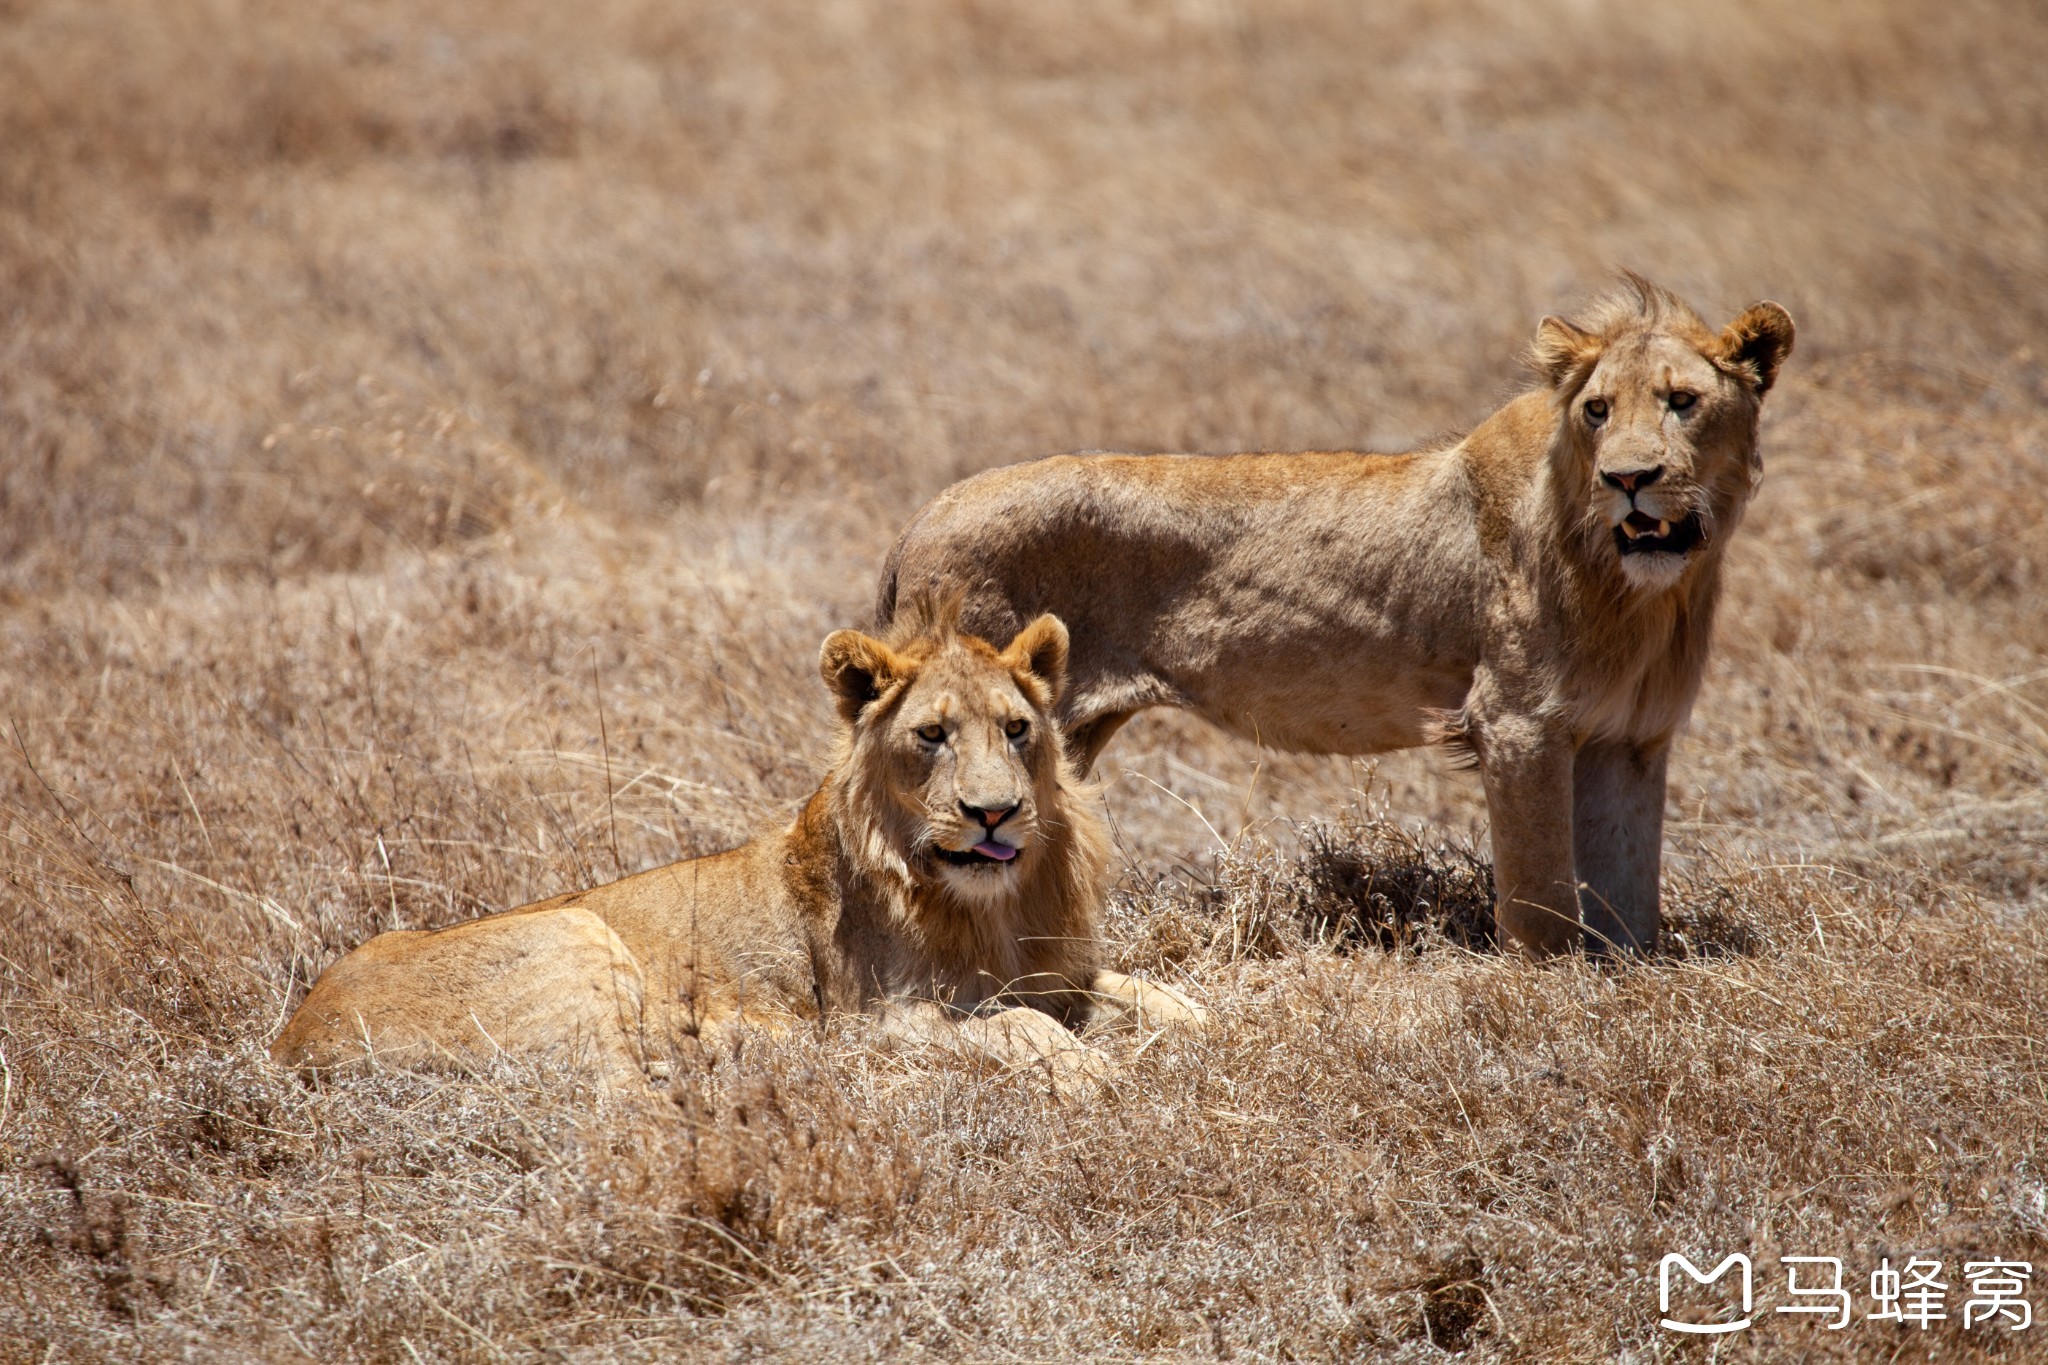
<box><xmin>935</xmin><ymin>839</ymin><xmax>1020</xmax><ymax>868</ymax></box>
<box><xmin>1614</xmin><ymin>510</ymin><xmax>1703</xmax><ymax>557</ymax></box>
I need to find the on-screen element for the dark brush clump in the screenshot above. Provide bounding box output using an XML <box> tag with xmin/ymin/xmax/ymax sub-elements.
<box><xmin>1283</xmin><ymin>812</ymin><xmax>1496</xmax><ymax>954</ymax></box>
<box><xmin>1106</xmin><ymin>804</ymin><xmax>1496</xmax><ymax>964</ymax></box>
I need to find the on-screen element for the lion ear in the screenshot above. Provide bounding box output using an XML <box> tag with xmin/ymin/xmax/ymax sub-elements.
<box><xmin>1532</xmin><ymin>315</ymin><xmax>1601</xmax><ymax>389</ymax></box>
<box><xmin>819</xmin><ymin>630</ymin><xmax>909</xmax><ymax>724</ymax></box>
<box><xmin>1718</xmin><ymin>301</ymin><xmax>1795</xmax><ymax>395</ymax></box>
<box><xmin>1002</xmin><ymin>614</ymin><xmax>1069</xmax><ymax>708</ymax></box>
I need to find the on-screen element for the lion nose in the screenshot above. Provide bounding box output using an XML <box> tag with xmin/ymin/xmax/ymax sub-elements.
<box><xmin>961</xmin><ymin>801</ymin><xmax>1018</xmax><ymax>829</ymax></box>
<box><xmin>1601</xmin><ymin>465</ymin><xmax>1664</xmax><ymax>494</ymax></box>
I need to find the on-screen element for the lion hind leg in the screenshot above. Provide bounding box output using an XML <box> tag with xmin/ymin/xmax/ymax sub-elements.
<box><xmin>271</xmin><ymin>907</ymin><xmax>651</xmax><ymax>1088</ymax></box>
<box><xmin>665</xmin><ymin>1001</ymin><xmax>810</xmax><ymax>1071</ymax></box>
<box><xmin>1066</xmin><ymin>710</ymin><xmax>1137</xmax><ymax>773</ymax></box>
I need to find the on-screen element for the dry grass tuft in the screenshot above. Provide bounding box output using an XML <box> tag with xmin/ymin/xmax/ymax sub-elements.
<box><xmin>541</xmin><ymin>1061</ymin><xmax>928</xmax><ymax>1316</ymax></box>
<box><xmin>3</xmin><ymin>0</ymin><xmax>2046</xmax><ymax>1358</ymax></box>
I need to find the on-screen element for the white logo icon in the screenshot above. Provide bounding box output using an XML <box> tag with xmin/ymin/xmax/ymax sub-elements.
<box><xmin>1660</xmin><ymin>1253</ymin><xmax>1754</xmax><ymax>1334</ymax></box>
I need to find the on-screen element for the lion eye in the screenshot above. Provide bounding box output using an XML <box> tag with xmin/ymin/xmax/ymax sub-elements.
<box><xmin>1668</xmin><ymin>390</ymin><xmax>1696</xmax><ymax>411</ymax></box>
<box><xmin>1005</xmin><ymin>718</ymin><xmax>1029</xmax><ymax>739</ymax></box>
<box><xmin>915</xmin><ymin>724</ymin><xmax>946</xmax><ymax>743</ymax></box>
<box><xmin>1584</xmin><ymin>398</ymin><xmax>1609</xmax><ymax>425</ymax></box>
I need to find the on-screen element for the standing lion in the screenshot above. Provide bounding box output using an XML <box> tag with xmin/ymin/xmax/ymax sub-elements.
<box><xmin>273</xmin><ymin>607</ymin><xmax>1202</xmax><ymax>1087</ymax></box>
<box><xmin>876</xmin><ymin>276</ymin><xmax>1794</xmax><ymax>957</ymax></box>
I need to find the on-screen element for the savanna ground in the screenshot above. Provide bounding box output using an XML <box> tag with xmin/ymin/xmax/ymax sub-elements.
<box><xmin>2</xmin><ymin>1</ymin><xmax>2046</xmax><ymax>1359</ymax></box>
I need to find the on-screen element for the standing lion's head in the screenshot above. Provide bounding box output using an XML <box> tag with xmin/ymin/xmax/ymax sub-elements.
<box><xmin>1533</xmin><ymin>273</ymin><xmax>1795</xmax><ymax>592</ymax></box>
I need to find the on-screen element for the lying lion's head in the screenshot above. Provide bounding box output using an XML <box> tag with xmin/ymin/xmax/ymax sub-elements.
<box><xmin>819</xmin><ymin>605</ymin><xmax>1079</xmax><ymax>906</ymax></box>
<box><xmin>1534</xmin><ymin>274</ymin><xmax>1795</xmax><ymax>592</ymax></box>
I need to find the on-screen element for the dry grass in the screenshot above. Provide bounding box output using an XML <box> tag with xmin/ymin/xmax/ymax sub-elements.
<box><xmin>2</xmin><ymin>0</ymin><xmax>2045</xmax><ymax>1358</ymax></box>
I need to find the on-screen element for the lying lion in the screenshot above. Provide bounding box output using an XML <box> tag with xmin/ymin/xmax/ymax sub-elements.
<box><xmin>272</xmin><ymin>608</ymin><xmax>1202</xmax><ymax>1087</ymax></box>
<box><xmin>877</xmin><ymin>275</ymin><xmax>1795</xmax><ymax>957</ymax></box>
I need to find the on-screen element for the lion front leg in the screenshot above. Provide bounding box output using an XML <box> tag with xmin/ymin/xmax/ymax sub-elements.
<box><xmin>1572</xmin><ymin>736</ymin><xmax>1669</xmax><ymax>956</ymax></box>
<box><xmin>878</xmin><ymin>1001</ymin><xmax>1104</xmax><ymax>1093</ymax></box>
<box><xmin>1086</xmin><ymin>971</ymin><xmax>1208</xmax><ymax>1031</ymax></box>
<box><xmin>1474</xmin><ymin>713</ymin><xmax>1582</xmax><ymax>958</ymax></box>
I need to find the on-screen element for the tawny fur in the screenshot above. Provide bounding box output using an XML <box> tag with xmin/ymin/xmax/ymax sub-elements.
<box><xmin>271</xmin><ymin>609</ymin><xmax>1202</xmax><ymax>1086</ymax></box>
<box><xmin>877</xmin><ymin>276</ymin><xmax>1794</xmax><ymax>957</ymax></box>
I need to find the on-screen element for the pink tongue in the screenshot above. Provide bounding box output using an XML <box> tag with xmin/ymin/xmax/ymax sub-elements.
<box><xmin>972</xmin><ymin>840</ymin><xmax>1017</xmax><ymax>862</ymax></box>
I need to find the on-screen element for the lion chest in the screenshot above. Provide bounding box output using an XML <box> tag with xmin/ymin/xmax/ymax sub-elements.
<box><xmin>1564</xmin><ymin>606</ymin><xmax>1710</xmax><ymax>745</ymax></box>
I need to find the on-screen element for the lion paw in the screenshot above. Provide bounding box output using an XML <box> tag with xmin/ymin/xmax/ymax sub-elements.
<box><xmin>1087</xmin><ymin>970</ymin><xmax>1209</xmax><ymax>1033</ymax></box>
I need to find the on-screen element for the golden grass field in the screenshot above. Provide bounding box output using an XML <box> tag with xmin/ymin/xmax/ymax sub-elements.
<box><xmin>3</xmin><ymin>0</ymin><xmax>2046</xmax><ymax>1358</ymax></box>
